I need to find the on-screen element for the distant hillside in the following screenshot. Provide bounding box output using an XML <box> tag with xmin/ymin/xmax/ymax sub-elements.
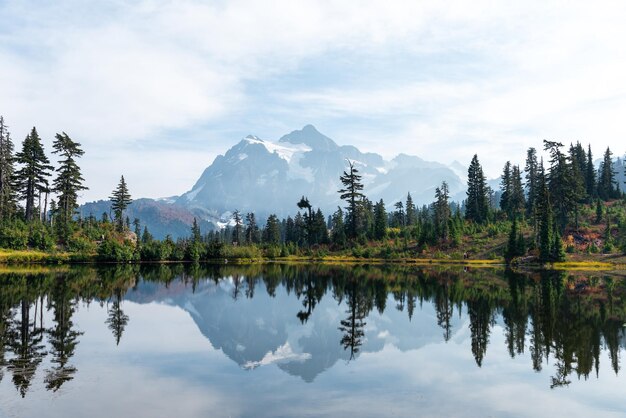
<box><xmin>80</xmin><ymin>198</ymin><xmax>215</xmax><ymax>240</ymax></box>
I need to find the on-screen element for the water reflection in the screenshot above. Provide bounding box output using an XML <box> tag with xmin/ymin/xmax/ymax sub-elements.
<box><xmin>0</xmin><ymin>264</ymin><xmax>625</xmax><ymax>399</ymax></box>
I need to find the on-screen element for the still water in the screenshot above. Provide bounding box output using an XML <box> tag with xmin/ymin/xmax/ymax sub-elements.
<box><xmin>0</xmin><ymin>263</ymin><xmax>625</xmax><ymax>418</ymax></box>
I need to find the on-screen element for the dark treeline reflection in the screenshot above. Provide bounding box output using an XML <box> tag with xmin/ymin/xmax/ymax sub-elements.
<box><xmin>0</xmin><ymin>263</ymin><xmax>625</xmax><ymax>396</ymax></box>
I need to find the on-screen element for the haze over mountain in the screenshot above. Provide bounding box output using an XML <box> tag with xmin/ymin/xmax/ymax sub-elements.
<box><xmin>82</xmin><ymin>125</ymin><xmax>468</xmax><ymax>238</ymax></box>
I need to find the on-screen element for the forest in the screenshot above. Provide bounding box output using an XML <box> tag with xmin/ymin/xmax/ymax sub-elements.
<box><xmin>0</xmin><ymin>115</ymin><xmax>625</xmax><ymax>264</ymax></box>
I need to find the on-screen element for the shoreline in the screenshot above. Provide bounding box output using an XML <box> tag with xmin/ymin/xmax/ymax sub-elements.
<box><xmin>0</xmin><ymin>249</ymin><xmax>624</xmax><ymax>272</ymax></box>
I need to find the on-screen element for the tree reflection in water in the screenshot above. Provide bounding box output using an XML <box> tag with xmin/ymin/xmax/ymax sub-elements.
<box><xmin>0</xmin><ymin>264</ymin><xmax>624</xmax><ymax>397</ymax></box>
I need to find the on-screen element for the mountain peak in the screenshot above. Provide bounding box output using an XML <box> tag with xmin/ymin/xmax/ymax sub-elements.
<box><xmin>279</xmin><ymin>124</ymin><xmax>338</xmax><ymax>151</ymax></box>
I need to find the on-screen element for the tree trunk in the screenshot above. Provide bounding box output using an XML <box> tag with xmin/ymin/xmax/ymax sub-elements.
<box><xmin>43</xmin><ymin>192</ymin><xmax>49</xmax><ymax>224</ymax></box>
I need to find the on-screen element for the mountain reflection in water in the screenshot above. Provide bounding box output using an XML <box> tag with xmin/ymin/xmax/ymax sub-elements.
<box><xmin>0</xmin><ymin>263</ymin><xmax>625</xmax><ymax>416</ymax></box>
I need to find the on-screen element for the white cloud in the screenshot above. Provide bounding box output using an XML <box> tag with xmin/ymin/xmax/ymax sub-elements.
<box><xmin>1</xmin><ymin>0</ymin><xmax>626</xmax><ymax>199</ymax></box>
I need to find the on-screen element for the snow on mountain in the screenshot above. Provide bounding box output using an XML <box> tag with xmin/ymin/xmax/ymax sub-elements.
<box><xmin>177</xmin><ymin>125</ymin><xmax>466</xmax><ymax>225</ymax></box>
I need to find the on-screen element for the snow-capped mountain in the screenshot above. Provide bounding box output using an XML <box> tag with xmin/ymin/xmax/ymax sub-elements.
<box><xmin>80</xmin><ymin>124</ymin><xmax>469</xmax><ymax>238</ymax></box>
<box><xmin>177</xmin><ymin>124</ymin><xmax>465</xmax><ymax>220</ymax></box>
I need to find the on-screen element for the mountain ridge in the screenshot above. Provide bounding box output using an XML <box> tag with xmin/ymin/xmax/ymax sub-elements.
<box><xmin>81</xmin><ymin>125</ymin><xmax>469</xmax><ymax>238</ymax></box>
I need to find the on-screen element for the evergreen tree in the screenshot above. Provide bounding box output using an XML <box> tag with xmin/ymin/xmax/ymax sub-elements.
<box><xmin>338</xmin><ymin>160</ymin><xmax>365</xmax><ymax>239</ymax></box>
<box><xmin>405</xmin><ymin>193</ymin><xmax>416</xmax><ymax>226</ymax></box>
<box><xmin>331</xmin><ymin>207</ymin><xmax>347</xmax><ymax>246</ymax></box>
<box><xmin>244</xmin><ymin>213</ymin><xmax>259</xmax><ymax>244</ymax></box>
<box><xmin>191</xmin><ymin>217</ymin><xmax>202</xmax><ymax>243</ymax></box>
<box><xmin>393</xmin><ymin>201</ymin><xmax>405</xmax><ymax>228</ymax></box>
<box><xmin>0</xmin><ymin>116</ymin><xmax>17</xmax><ymax>220</ymax></box>
<box><xmin>500</xmin><ymin>161</ymin><xmax>512</xmax><ymax>215</ymax></box>
<box><xmin>263</xmin><ymin>214</ymin><xmax>281</xmax><ymax>244</ymax></box>
<box><xmin>15</xmin><ymin>127</ymin><xmax>53</xmax><ymax>221</ymax></box>
<box><xmin>465</xmin><ymin>154</ymin><xmax>489</xmax><ymax>224</ymax></box>
<box><xmin>585</xmin><ymin>144</ymin><xmax>596</xmax><ymax>199</ymax></box>
<box><xmin>312</xmin><ymin>208</ymin><xmax>329</xmax><ymax>245</ymax></box>
<box><xmin>297</xmin><ymin>196</ymin><xmax>314</xmax><ymax>246</ymax></box>
<box><xmin>231</xmin><ymin>210</ymin><xmax>243</xmax><ymax>244</ymax></box>
<box><xmin>434</xmin><ymin>181</ymin><xmax>451</xmax><ymax>241</ymax></box>
<box><xmin>110</xmin><ymin>176</ymin><xmax>132</xmax><ymax>232</ymax></box>
<box><xmin>537</xmin><ymin>161</ymin><xmax>553</xmax><ymax>261</ymax></box>
<box><xmin>51</xmin><ymin>132</ymin><xmax>87</xmax><ymax>236</ymax></box>
<box><xmin>543</xmin><ymin>140</ymin><xmax>582</xmax><ymax>231</ymax></box>
<box><xmin>598</xmin><ymin>147</ymin><xmax>617</xmax><ymax>200</ymax></box>
<box><xmin>373</xmin><ymin>199</ymin><xmax>387</xmax><ymax>240</ymax></box>
<box><xmin>524</xmin><ymin>148</ymin><xmax>539</xmax><ymax>216</ymax></box>
<box><xmin>509</xmin><ymin>165</ymin><xmax>526</xmax><ymax>219</ymax></box>
<box><xmin>506</xmin><ymin>217</ymin><xmax>520</xmax><ymax>261</ymax></box>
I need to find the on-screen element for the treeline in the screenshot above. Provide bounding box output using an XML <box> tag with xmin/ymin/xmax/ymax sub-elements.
<box><xmin>1</xmin><ymin>115</ymin><xmax>625</xmax><ymax>263</ymax></box>
<box><xmin>2</xmin><ymin>264</ymin><xmax>625</xmax><ymax>395</ymax></box>
<box><xmin>198</xmin><ymin>141</ymin><xmax>626</xmax><ymax>263</ymax></box>
<box><xmin>0</xmin><ymin>116</ymin><xmax>133</xmax><ymax>256</ymax></box>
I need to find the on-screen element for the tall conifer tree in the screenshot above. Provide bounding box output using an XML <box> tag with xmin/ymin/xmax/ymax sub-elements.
<box><xmin>110</xmin><ymin>176</ymin><xmax>132</xmax><ymax>232</ymax></box>
<box><xmin>465</xmin><ymin>154</ymin><xmax>489</xmax><ymax>224</ymax></box>
<box><xmin>0</xmin><ymin>116</ymin><xmax>17</xmax><ymax>220</ymax></box>
<box><xmin>15</xmin><ymin>127</ymin><xmax>53</xmax><ymax>221</ymax></box>
<box><xmin>52</xmin><ymin>132</ymin><xmax>87</xmax><ymax>234</ymax></box>
<box><xmin>338</xmin><ymin>160</ymin><xmax>365</xmax><ymax>239</ymax></box>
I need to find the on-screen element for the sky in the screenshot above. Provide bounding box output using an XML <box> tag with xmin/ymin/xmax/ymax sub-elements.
<box><xmin>1</xmin><ymin>0</ymin><xmax>626</xmax><ymax>202</ymax></box>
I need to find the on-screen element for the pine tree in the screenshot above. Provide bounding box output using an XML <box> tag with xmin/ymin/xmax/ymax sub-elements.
<box><xmin>297</xmin><ymin>196</ymin><xmax>314</xmax><ymax>246</ymax></box>
<box><xmin>373</xmin><ymin>199</ymin><xmax>387</xmax><ymax>240</ymax></box>
<box><xmin>524</xmin><ymin>148</ymin><xmax>538</xmax><ymax>210</ymax></box>
<box><xmin>465</xmin><ymin>154</ymin><xmax>489</xmax><ymax>224</ymax></box>
<box><xmin>537</xmin><ymin>161</ymin><xmax>553</xmax><ymax>261</ymax></box>
<box><xmin>231</xmin><ymin>210</ymin><xmax>243</xmax><ymax>244</ymax></box>
<box><xmin>500</xmin><ymin>161</ymin><xmax>512</xmax><ymax>215</ymax></box>
<box><xmin>543</xmin><ymin>140</ymin><xmax>582</xmax><ymax>231</ymax></box>
<box><xmin>51</xmin><ymin>132</ymin><xmax>87</xmax><ymax>235</ymax></box>
<box><xmin>338</xmin><ymin>160</ymin><xmax>365</xmax><ymax>239</ymax></box>
<box><xmin>191</xmin><ymin>217</ymin><xmax>202</xmax><ymax>243</ymax></box>
<box><xmin>506</xmin><ymin>217</ymin><xmax>520</xmax><ymax>261</ymax></box>
<box><xmin>0</xmin><ymin>116</ymin><xmax>17</xmax><ymax>220</ymax></box>
<box><xmin>110</xmin><ymin>176</ymin><xmax>132</xmax><ymax>232</ymax></box>
<box><xmin>263</xmin><ymin>214</ymin><xmax>281</xmax><ymax>244</ymax></box>
<box><xmin>510</xmin><ymin>165</ymin><xmax>525</xmax><ymax>219</ymax></box>
<box><xmin>244</xmin><ymin>213</ymin><xmax>259</xmax><ymax>244</ymax></box>
<box><xmin>585</xmin><ymin>144</ymin><xmax>596</xmax><ymax>199</ymax></box>
<box><xmin>405</xmin><ymin>193</ymin><xmax>416</xmax><ymax>226</ymax></box>
<box><xmin>15</xmin><ymin>127</ymin><xmax>53</xmax><ymax>221</ymax></box>
<box><xmin>393</xmin><ymin>201</ymin><xmax>405</xmax><ymax>228</ymax></box>
<box><xmin>598</xmin><ymin>147</ymin><xmax>617</xmax><ymax>200</ymax></box>
<box><xmin>434</xmin><ymin>181</ymin><xmax>451</xmax><ymax>241</ymax></box>
<box><xmin>331</xmin><ymin>207</ymin><xmax>347</xmax><ymax>246</ymax></box>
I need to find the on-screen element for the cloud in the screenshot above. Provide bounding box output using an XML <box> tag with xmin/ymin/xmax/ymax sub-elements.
<box><xmin>1</xmin><ymin>0</ymin><xmax>626</xmax><ymax>199</ymax></box>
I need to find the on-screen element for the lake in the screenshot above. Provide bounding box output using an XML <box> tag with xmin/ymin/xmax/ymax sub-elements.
<box><xmin>0</xmin><ymin>263</ymin><xmax>625</xmax><ymax>417</ymax></box>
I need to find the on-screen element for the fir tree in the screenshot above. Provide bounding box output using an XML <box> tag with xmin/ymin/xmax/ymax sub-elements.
<box><xmin>393</xmin><ymin>201</ymin><xmax>405</xmax><ymax>227</ymax></box>
<box><xmin>0</xmin><ymin>116</ymin><xmax>17</xmax><ymax>221</ymax></box>
<box><xmin>244</xmin><ymin>213</ymin><xmax>259</xmax><ymax>244</ymax></box>
<box><xmin>543</xmin><ymin>140</ymin><xmax>582</xmax><ymax>231</ymax></box>
<box><xmin>434</xmin><ymin>181</ymin><xmax>451</xmax><ymax>241</ymax></box>
<box><xmin>598</xmin><ymin>147</ymin><xmax>617</xmax><ymax>200</ymax></box>
<box><xmin>373</xmin><ymin>199</ymin><xmax>387</xmax><ymax>240</ymax></box>
<box><xmin>263</xmin><ymin>214</ymin><xmax>281</xmax><ymax>244</ymax></box>
<box><xmin>537</xmin><ymin>161</ymin><xmax>553</xmax><ymax>261</ymax></box>
<box><xmin>338</xmin><ymin>160</ymin><xmax>365</xmax><ymax>239</ymax></box>
<box><xmin>231</xmin><ymin>210</ymin><xmax>243</xmax><ymax>244</ymax></box>
<box><xmin>191</xmin><ymin>217</ymin><xmax>202</xmax><ymax>243</ymax></box>
<box><xmin>524</xmin><ymin>148</ymin><xmax>539</xmax><ymax>216</ymax></box>
<box><xmin>585</xmin><ymin>144</ymin><xmax>596</xmax><ymax>199</ymax></box>
<box><xmin>331</xmin><ymin>207</ymin><xmax>347</xmax><ymax>246</ymax></box>
<box><xmin>509</xmin><ymin>166</ymin><xmax>524</xmax><ymax>217</ymax></box>
<box><xmin>51</xmin><ymin>132</ymin><xmax>87</xmax><ymax>237</ymax></box>
<box><xmin>405</xmin><ymin>193</ymin><xmax>416</xmax><ymax>226</ymax></box>
<box><xmin>109</xmin><ymin>176</ymin><xmax>132</xmax><ymax>232</ymax></box>
<box><xmin>500</xmin><ymin>161</ymin><xmax>512</xmax><ymax>215</ymax></box>
<box><xmin>465</xmin><ymin>154</ymin><xmax>489</xmax><ymax>224</ymax></box>
<box><xmin>15</xmin><ymin>127</ymin><xmax>53</xmax><ymax>221</ymax></box>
